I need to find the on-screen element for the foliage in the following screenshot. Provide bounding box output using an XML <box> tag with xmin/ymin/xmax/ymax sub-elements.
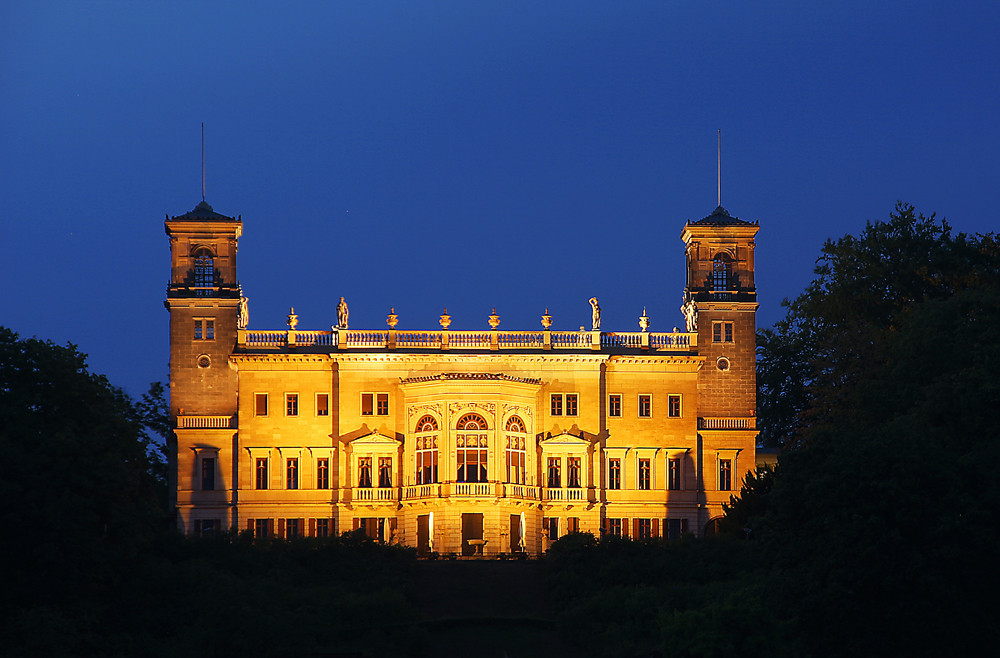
<box><xmin>717</xmin><ymin>464</ymin><xmax>775</xmax><ymax>537</ymax></box>
<box><xmin>757</xmin><ymin>201</ymin><xmax>1000</xmax><ymax>447</ymax></box>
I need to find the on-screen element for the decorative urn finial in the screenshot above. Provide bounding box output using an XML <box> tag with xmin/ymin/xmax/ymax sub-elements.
<box><xmin>488</xmin><ymin>307</ymin><xmax>500</xmax><ymax>329</ymax></box>
<box><xmin>287</xmin><ymin>307</ymin><xmax>298</xmax><ymax>330</ymax></box>
<box><xmin>439</xmin><ymin>308</ymin><xmax>452</xmax><ymax>330</ymax></box>
<box><xmin>639</xmin><ymin>307</ymin><xmax>650</xmax><ymax>332</ymax></box>
<box><xmin>541</xmin><ymin>308</ymin><xmax>552</xmax><ymax>330</ymax></box>
<box><xmin>386</xmin><ymin>307</ymin><xmax>398</xmax><ymax>329</ymax></box>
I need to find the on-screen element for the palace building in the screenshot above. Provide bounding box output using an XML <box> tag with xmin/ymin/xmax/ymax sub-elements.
<box><xmin>166</xmin><ymin>200</ymin><xmax>760</xmax><ymax>556</ymax></box>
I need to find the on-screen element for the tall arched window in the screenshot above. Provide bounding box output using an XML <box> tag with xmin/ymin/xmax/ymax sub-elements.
<box><xmin>414</xmin><ymin>415</ymin><xmax>439</xmax><ymax>484</ymax></box>
<box><xmin>504</xmin><ymin>416</ymin><xmax>526</xmax><ymax>484</ymax></box>
<box><xmin>456</xmin><ymin>413</ymin><xmax>488</xmax><ymax>483</ymax></box>
<box><xmin>193</xmin><ymin>248</ymin><xmax>215</xmax><ymax>296</ymax></box>
<box><xmin>711</xmin><ymin>253</ymin><xmax>733</xmax><ymax>292</ymax></box>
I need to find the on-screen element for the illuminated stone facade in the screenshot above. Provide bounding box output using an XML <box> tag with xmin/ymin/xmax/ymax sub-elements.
<box><xmin>167</xmin><ymin>201</ymin><xmax>759</xmax><ymax>556</ymax></box>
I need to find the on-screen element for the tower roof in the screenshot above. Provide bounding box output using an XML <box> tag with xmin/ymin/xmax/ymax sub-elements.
<box><xmin>691</xmin><ymin>205</ymin><xmax>757</xmax><ymax>226</ymax></box>
<box><xmin>170</xmin><ymin>200</ymin><xmax>238</xmax><ymax>222</ymax></box>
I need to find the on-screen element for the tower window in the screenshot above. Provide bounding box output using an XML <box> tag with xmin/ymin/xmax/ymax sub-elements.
<box><xmin>194</xmin><ymin>319</ymin><xmax>215</xmax><ymax>340</ymax></box>
<box><xmin>712</xmin><ymin>253</ymin><xmax>733</xmax><ymax>292</ymax></box>
<box><xmin>713</xmin><ymin>321</ymin><xmax>734</xmax><ymax>343</ymax></box>
<box><xmin>193</xmin><ymin>249</ymin><xmax>215</xmax><ymax>295</ymax></box>
<box><xmin>719</xmin><ymin>459</ymin><xmax>733</xmax><ymax>491</ymax></box>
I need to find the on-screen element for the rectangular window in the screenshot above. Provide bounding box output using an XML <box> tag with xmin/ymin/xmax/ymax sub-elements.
<box><xmin>608</xmin><ymin>458</ymin><xmax>621</xmax><ymax>490</ymax></box>
<box><xmin>194</xmin><ymin>319</ymin><xmax>215</xmax><ymax>340</ymax></box>
<box><xmin>316</xmin><ymin>458</ymin><xmax>329</xmax><ymax>489</ymax></box>
<box><xmin>547</xmin><ymin>457</ymin><xmax>561</xmax><ymax>488</ymax></box>
<box><xmin>608</xmin><ymin>518</ymin><xmax>623</xmax><ymax>537</ymax></box>
<box><xmin>668</xmin><ymin>394</ymin><xmax>682</xmax><ymax>418</ymax></box>
<box><xmin>635</xmin><ymin>518</ymin><xmax>652</xmax><ymax>540</ymax></box>
<box><xmin>316</xmin><ymin>393</ymin><xmax>329</xmax><ymax>416</ymax></box>
<box><xmin>567</xmin><ymin>517</ymin><xmax>580</xmax><ymax>534</ymax></box>
<box><xmin>378</xmin><ymin>457</ymin><xmax>392</xmax><ymax>488</ymax></box>
<box><xmin>638</xmin><ymin>458</ymin><xmax>651</xmax><ymax>490</ymax></box>
<box><xmin>255</xmin><ymin>458</ymin><xmax>268</xmax><ymax>490</ymax></box>
<box><xmin>315</xmin><ymin>518</ymin><xmax>330</xmax><ymax>537</ymax></box>
<box><xmin>638</xmin><ymin>394</ymin><xmax>652</xmax><ymax>418</ymax></box>
<box><xmin>546</xmin><ymin>517</ymin><xmax>559</xmax><ymax>541</ymax></box>
<box><xmin>550</xmin><ymin>394</ymin><xmax>563</xmax><ymax>416</ymax></box>
<box><xmin>568</xmin><ymin>457</ymin><xmax>581</xmax><ymax>488</ymax></box>
<box><xmin>286</xmin><ymin>458</ymin><xmax>298</xmax><ymax>490</ymax></box>
<box><xmin>201</xmin><ymin>457</ymin><xmax>215</xmax><ymax>491</ymax></box>
<box><xmin>362</xmin><ymin>393</ymin><xmax>389</xmax><ymax>416</ymax></box>
<box><xmin>565</xmin><ymin>394</ymin><xmax>578</xmax><ymax>416</ymax></box>
<box><xmin>713</xmin><ymin>321</ymin><xmax>734</xmax><ymax>343</ymax></box>
<box><xmin>195</xmin><ymin>519</ymin><xmax>218</xmax><ymax>535</ymax></box>
<box><xmin>667</xmin><ymin>518</ymin><xmax>689</xmax><ymax>540</ymax></box>
<box><xmin>254</xmin><ymin>518</ymin><xmax>269</xmax><ymax>538</ymax></box>
<box><xmin>285</xmin><ymin>393</ymin><xmax>298</xmax><ymax>417</ymax></box>
<box><xmin>285</xmin><ymin>518</ymin><xmax>300</xmax><ymax>538</ymax></box>
<box><xmin>358</xmin><ymin>457</ymin><xmax>372</xmax><ymax>488</ymax></box>
<box><xmin>668</xmin><ymin>458</ymin><xmax>681</xmax><ymax>490</ymax></box>
<box><xmin>608</xmin><ymin>394</ymin><xmax>621</xmax><ymax>418</ymax></box>
<box><xmin>254</xmin><ymin>393</ymin><xmax>268</xmax><ymax>416</ymax></box>
<box><xmin>719</xmin><ymin>458</ymin><xmax>733</xmax><ymax>491</ymax></box>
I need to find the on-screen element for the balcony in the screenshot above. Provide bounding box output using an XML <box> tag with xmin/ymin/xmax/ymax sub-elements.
<box><xmin>351</xmin><ymin>487</ymin><xmax>399</xmax><ymax>503</ymax></box>
<box><xmin>543</xmin><ymin>487</ymin><xmax>587</xmax><ymax>502</ymax></box>
<box><xmin>502</xmin><ymin>483</ymin><xmax>539</xmax><ymax>500</ymax></box>
<box><xmin>177</xmin><ymin>415</ymin><xmax>234</xmax><ymax>429</ymax></box>
<box><xmin>450</xmin><ymin>482</ymin><xmax>496</xmax><ymax>497</ymax></box>
<box><xmin>404</xmin><ymin>483</ymin><xmax>441</xmax><ymax>500</ymax></box>
<box><xmin>698</xmin><ymin>417</ymin><xmax>757</xmax><ymax>430</ymax></box>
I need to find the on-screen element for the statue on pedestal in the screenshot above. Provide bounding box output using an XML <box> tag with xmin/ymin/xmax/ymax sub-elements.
<box><xmin>589</xmin><ymin>297</ymin><xmax>601</xmax><ymax>331</ymax></box>
<box><xmin>337</xmin><ymin>297</ymin><xmax>349</xmax><ymax>329</ymax></box>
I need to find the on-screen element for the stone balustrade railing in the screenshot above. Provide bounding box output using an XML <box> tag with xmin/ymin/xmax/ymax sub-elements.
<box><xmin>177</xmin><ymin>415</ymin><xmax>234</xmax><ymax>429</ymax></box>
<box><xmin>698</xmin><ymin>417</ymin><xmax>757</xmax><ymax>430</ymax></box>
<box><xmin>543</xmin><ymin>486</ymin><xmax>585</xmax><ymax>501</ymax></box>
<box><xmin>352</xmin><ymin>487</ymin><xmax>399</xmax><ymax>502</ymax></box>
<box><xmin>238</xmin><ymin>328</ymin><xmax>696</xmax><ymax>351</ymax></box>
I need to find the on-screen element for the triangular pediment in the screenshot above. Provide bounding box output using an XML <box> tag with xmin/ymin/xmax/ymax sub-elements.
<box><xmin>539</xmin><ymin>432</ymin><xmax>590</xmax><ymax>447</ymax></box>
<box><xmin>350</xmin><ymin>431</ymin><xmax>401</xmax><ymax>447</ymax></box>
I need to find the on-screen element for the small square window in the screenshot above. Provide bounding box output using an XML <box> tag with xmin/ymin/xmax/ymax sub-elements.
<box><xmin>286</xmin><ymin>394</ymin><xmax>298</xmax><ymax>417</ymax></box>
<box><xmin>316</xmin><ymin>393</ymin><xmax>329</xmax><ymax>416</ymax></box>
<box><xmin>713</xmin><ymin>321</ymin><xmax>734</xmax><ymax>343</ymax></box>
<box><xmin>254</xmin><ymin>393</ymin><xmax>268</xmax><ymax>416</ymax></box>
<box><xmin>194</xmin><ymin>319</ymin><xmax>215</xmax><ymax>340</ymax></box>
<box><xmin>565</xmin><ymin>394</ymin><xmax>578</xmax><ymax>416</ymax></box>
<box><xmin>668</xmin><ymin>394</ymin><xmax>682</xmax><ymax>418</ymax></box>
<box><xmin>550</xmin><ymin>394</ymin><xmax>563</xmax><ymax>416</ymax></box>
<box><xmin>608</xmin><ymin>394</ymin><xmax>621</xmax><ymax>418</ymax></box>
<box><xmin>638</xmin><ymin>394</ymin><xmax>652</xmax><ymax>418</ymax></box>
<box><xmin>376</xmin><ymin>393</ymin><xmax>389</xmax><ymax>416</ymax></box>
<box><xmin>607</xmin><ymin>518</ymin><xmax>623</xmax><ymax>536</ymax></box>
<box><xmin>315</xmin><ymin>518</ymin><xmax>330</xmax><ymax>537</ymax></box>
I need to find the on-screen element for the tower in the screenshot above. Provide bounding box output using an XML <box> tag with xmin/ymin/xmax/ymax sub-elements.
<box><xmin>681</xmin><ymin>206</ymin><xmax>759</xmax><ymax>501</ymax></box>
<box><xmin>164</xmin><ymin>200</ymin><xmax>243</xmax><ymax>419</ymax></box>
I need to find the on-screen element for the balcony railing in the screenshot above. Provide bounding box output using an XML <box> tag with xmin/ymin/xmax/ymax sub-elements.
<box><xmin>404</xmin><ymin>483</ymin><xmax>441</xmax><ymax>500</ymax></box>
<box><xmin>177</xmin><ymin>415</ymin><xmax>234</xmax><ymax>429</ymax></box>
<box><xmin>543</xmin><ymin>486</ymin><xmax>585</xmax><ymax>501</ymax></box>
<box><xmin>352</xmin><ymin>487</ymin><xmax>399</xmax><ymax>502</ymax></box>
<box><xmin>698</xmin><ymin>417</ymin><xmax>757</xmax><ymax>430</ymax></box>
<box><xmin>238</xmin><ymin>328</ymin><xmax>696</xmax><ymax>352</ymax></box>
<box><xmin>452</xmin><ymin>482</ymin><xmax>494</xmax><ymax>497</ymax></box>
<box><xmin>503</xmin><ymin>483</ymin><xmax>539</xmax><ymax>500</ymax></box>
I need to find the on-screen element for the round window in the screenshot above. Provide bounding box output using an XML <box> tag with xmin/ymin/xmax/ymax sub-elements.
<box><xmin>716</xmin><ymin>357</ymin><xmax>730</xmax><ymax>371</ymax></box>
<box><xmin>197</xmin><ymin>354</ymin><xmax>211</xmax><ymax>369</ymax></box>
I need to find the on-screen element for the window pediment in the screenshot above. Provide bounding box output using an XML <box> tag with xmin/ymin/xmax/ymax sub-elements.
<box><xmin>350</xmin><ymin>431</ymin><xmax>401</xmax><ymax>453</ymax></box>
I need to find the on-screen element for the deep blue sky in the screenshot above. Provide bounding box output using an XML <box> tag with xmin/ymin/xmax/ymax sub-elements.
<box><xmin>3</xmin><ymin>1</ymin><xmax>999</xmax><ymax>398</ymax></box>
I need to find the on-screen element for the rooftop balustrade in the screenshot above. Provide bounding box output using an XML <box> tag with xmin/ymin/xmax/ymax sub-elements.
<box><xmin>237</xmin><ymin>327</ymin><xmax>696</xmax><ymax>352</ymax></box>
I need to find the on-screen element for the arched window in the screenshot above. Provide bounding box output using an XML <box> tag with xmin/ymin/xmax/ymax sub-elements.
<box><xmin>504</xmin><ymin>416</ymin><xmax>526</xmax><ymax>484</ymax></box>
<box><xmin>711</xmin><ymin>253</ymin><xmax>732</xmax><ymax>292</ymax></box>
<box><xmin>414</xmin><ymin>415</ymin><xmax>439</xmax><ymax>484</ymax></box>
<box><xmin>193</xmin><ymin>248</ymin><xmax>215</xmax><ymax>296</ymax></box>
<box><xmin>456</xmin><ymin>413</ymin><xmax>488</xmax><ymax>483</ymax></box>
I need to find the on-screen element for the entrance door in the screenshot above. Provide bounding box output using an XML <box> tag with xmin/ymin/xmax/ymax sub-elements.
<box><xmin>461</xmin><ymin>513</ymin><xmax>484</xmax><ymax>556</ymax></box>
<box><xmin>510</xmin><ymin>514</ymin><xmax>522</xmax><ymax>553</ymax></box>
<box><xmin>417</xmin><ymin>514</ymin><xmax>430</xmax><ymax>557</ymax></box>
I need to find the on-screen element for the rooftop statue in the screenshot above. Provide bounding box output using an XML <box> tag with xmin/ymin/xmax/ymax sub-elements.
<box><xmin>589</xmin><ymin>297</ymin><xmax>601</xmax><ymax>331</ymax></box>
<box><xmin>337</xmin><ymin>297</ymin><xmax>349</xmax><ymax>329</ymax></box>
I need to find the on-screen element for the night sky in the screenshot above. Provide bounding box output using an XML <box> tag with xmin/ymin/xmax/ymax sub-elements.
<box><xmin>3</xmin><ymin>1</ymin><xmax>998</xmax><ymax>398</ymax></box>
